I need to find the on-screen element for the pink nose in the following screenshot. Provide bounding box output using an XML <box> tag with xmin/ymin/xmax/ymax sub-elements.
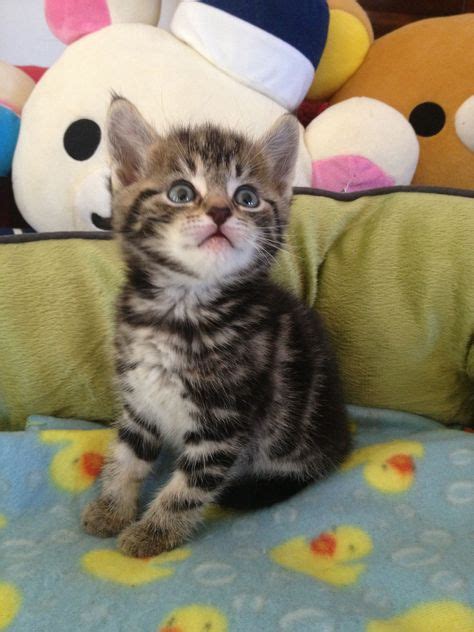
<box><xmin>312</xmin><ymin>155</ymin><xmax>395</xmax><ymax>193</ymax></box>
<box><xmin>207</xmin><ymin>206</ymin><xmax>231</xmax><ymax>226</ymax></box>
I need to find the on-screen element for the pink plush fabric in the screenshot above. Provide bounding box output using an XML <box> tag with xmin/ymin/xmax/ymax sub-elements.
<box><xmin>45</xmin><ymin>0</ymin><xmax>111</xmax><ymax>45</ymax></box>
<box><xmin>312</xmin><ymin>155</ymin><xmax>395</xmax><ymax>192</ymax></box>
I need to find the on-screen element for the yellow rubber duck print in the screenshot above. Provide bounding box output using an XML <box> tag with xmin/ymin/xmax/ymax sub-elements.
<box><xmin>342</xmin><ymin>440</ymin><xmax>424</xmax><ymax>493</ymax></box>
<box><xmin>40</xmin><ymin>428</ymin><xmax>115</xmax><ymax>493</ymax></box>
<box><xmin>0</xmin><ymin>583</ymin><xmax>21</xmax><ymax>630</ymax></box>
<box><xmin>270</xmin><ymin>525</ymin><xmax>373</xmax><ymax>586</ymax></box>
<box><xmin>81</xmin><ymin>547</ymin><xmax>191</xmax><ymax>586</ymax></box>
<box><xmin>159</xmin><ymin>605</ymin><xmax>228</xmax><ymax>632</ymax></box>
<box><xmin>367</xmin><ymin>600</ymin><xmax>474</xmax><ymax>632</ymax></box>
<box><xmin>0</xmin><ymin>515</ymin><xmax>6</xmax><ymax>529</ymax></box>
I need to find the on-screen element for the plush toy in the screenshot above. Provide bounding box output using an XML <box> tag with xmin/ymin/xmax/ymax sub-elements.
<box><xmin>296</xmin><ymin>0</ymin><xmax>374</xmax><ymax>129</ymax></box>
<box><xmin>12</xmin><ymin>0</ymin><xmax>371</xmax><ymax>232</ymax></box>
<box><xmin>308</xmin><ymin>0</ymin><xmax>373</xmax><ymax>102</ymax></box>
<box><xmin>307</xmin><ymin>97</ymin><xmax>420</xmax><ymax>192</ymax></box>
<box><xmin>0</xmin><ymin>62</ymin><xmax>35</xmax><ymax>177</ymax></box>
<box><xmin>306</xmin><ymin>14</ymin><xmax>474</xmax><ymax>192</ymax></box>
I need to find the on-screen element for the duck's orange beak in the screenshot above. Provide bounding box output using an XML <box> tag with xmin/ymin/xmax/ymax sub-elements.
<box><xmin>386</xmin><ymin>453</ymin><xmax>414</xmax><ymax>475</ymax></box>
<box><xmin>310</xmin><ymin>532</ymin><xmax>337</xmax><ymax>558</ymax></box>
<box><xmin>80</xmin><ymin>452</ymin><xmax>105</xmax><ymax>478</ymax></box>
<box><xmin>160</xmin><ymin>627</ymin><xmax>183</xmax><ymax>632</ymax></box>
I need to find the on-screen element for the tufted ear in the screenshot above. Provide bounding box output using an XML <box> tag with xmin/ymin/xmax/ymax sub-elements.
<box><xmin>258</xmin><ymin>115</ymin><xmax>300</xmax><ymax>189</ymax></box>
<box><xmin>107</xmin><ymin>96</ymin><xmax>159</xmax><ymax>187</ymax></box>
<box><xmin>44</xmin><ymin>0</ymin><xmax>162</xmax><ymax>45</ymax></box>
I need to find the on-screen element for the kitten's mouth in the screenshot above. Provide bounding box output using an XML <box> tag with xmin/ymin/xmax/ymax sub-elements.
<box><xmin>199</xmin><ymin>229</ymin><xmax>233</xmax><ymax>248</ymax></box>
<box><xmin>91</xmin><ymin>212</ymin><xmax>112</xmax><ymax>231</ymax></box>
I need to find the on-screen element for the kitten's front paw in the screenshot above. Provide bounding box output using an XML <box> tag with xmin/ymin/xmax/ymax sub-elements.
<box><xmin>118</xmin><ymin>520</ymin><xmax>182</xmax><ymax>558</ymax></box>
<box><xmin>82</xmin><ymin>498</ymin><xmax>135</xmax><ymax>538</ymax></box>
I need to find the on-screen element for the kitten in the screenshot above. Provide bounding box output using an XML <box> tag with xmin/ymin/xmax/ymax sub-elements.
<box><xmin>82</xmin><ymin>97</ymin><xmax>351</xmax><ymax>558</ymax></box>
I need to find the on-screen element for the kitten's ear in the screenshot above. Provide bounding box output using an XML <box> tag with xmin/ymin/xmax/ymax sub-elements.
<box><xmin>107</xmin><ymin>95</ymin><xmax>158</xmax><ymax>187</ymax></box>
<box><xmin>259</xmin><ymin>114</ymin><xmax>300</xmax><ymax>187</ymax></box>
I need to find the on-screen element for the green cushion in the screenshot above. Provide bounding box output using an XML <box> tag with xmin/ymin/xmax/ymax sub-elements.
<box><xmin>275</xmin><ymin>188</ymin><xmax>474</xmax><ymax>426</ymax></box>
<box><xmin>0</xmin><ymin>235</ymin><xmax>122</xmax><ymax>430</ymax></box>
<box><xmin>1</xmin><ymin>188</ymin><xmax>473</xmax><ymax>430</ymax></box>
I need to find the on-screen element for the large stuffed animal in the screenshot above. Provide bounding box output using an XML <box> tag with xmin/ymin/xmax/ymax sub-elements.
<box><xmin>12</xmin><ymin>0</ymin><xmax>371</xmax><ymax>232</ymax></box>
<box><xmin>306</xmin><ymin>14</ymin><xmax>474</xmax><ymax>192</ymax></box>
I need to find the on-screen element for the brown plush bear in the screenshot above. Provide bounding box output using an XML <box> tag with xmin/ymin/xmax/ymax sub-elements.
<box><xmin>306</xmin><ymin>14</ymin><xmax>474</xmax><ymax>191</ymax></box>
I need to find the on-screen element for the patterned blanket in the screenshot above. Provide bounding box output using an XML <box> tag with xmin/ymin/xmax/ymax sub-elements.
<box><xmin>1</xmin><ymin>407</ymin><xmax>473</xmax><ymax>631</ymax></box>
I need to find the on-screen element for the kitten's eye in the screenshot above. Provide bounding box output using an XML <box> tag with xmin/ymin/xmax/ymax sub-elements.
<box><xmin>234</xmin><ymin>186</ymin><xmax>260</xmax><ymax>208</ymax></box>
<box><xmin>168</xmin><ymin>181</ymin><xmax>196</xmax><ymax>204</ymax></box>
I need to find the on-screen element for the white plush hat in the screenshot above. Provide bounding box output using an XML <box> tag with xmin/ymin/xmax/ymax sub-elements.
<box><xmin>171</xmin><ymin>0</ymin><xmax>330</xmax><ymax>111</ymax></box>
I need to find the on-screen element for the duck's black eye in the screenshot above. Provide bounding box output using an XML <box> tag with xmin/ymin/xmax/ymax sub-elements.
<box><xmin>168</xmin><ymin>181</ymin><xmax>196</xmax><ymax>204</ymax></box>
<box><xmin>63</xmin><ymin>119</ymin><xmax>101</xmax><ymax>161</ymax></box>
<box><xmin>234</xmin><ymin>185</ymin><xmax>260</xmax><ymax>208</ymax></box>
<box><xmin>409</xmin><ymin>102</ymin><xmax>446</xmax><ymax>137</ymax></box>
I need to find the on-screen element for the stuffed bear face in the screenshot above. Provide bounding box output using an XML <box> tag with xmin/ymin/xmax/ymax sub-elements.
<box><xmin>12</xmin><ymin>23</ymin><xmax>311</xmax><ymax>232</ymax></box>
<box><xmin>330</xmin><ymin>15</ymin><xmax>474</xmax><ymax>190</ymax></box>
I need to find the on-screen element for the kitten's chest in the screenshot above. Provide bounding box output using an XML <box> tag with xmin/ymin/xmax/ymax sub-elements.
<box><xmin>119</xmin><ymin>327</ymin><xmax>196</xmax><ymax>444</ymax></box>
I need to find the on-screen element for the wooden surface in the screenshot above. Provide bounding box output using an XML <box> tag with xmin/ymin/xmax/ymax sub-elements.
<box><xmin>359</xmin><ymin>0</ymin><xmax>474</xmax><ymax>37</ymax></box>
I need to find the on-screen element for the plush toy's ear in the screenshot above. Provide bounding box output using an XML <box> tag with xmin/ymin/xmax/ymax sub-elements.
<box><xmin>45</xmin><ymin>0</ymin><xmax>162</xmax><ymax>45</ymax></box>
<box><xmin>258</xmin><ymin>115</ymin><xmax>300</xmax><ymax>188</ymax></box>
<box><xmin>308</xmin><ymin>0</ymin><xmax>373</xmax><ymax>101</ymax></box>
<box><xmin>107</xmin><ymin>96</ymin><xmax>159</xmax><ymax>187</ymax></box>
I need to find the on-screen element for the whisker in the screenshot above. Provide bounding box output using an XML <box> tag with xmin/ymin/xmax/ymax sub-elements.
<box><xmin>255</xmin><ymin>236</ymin><xmax>302</xmax><ymax>260</ymax></box>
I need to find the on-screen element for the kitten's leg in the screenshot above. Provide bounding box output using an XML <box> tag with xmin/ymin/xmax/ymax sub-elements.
<box><xmin>216</xmin><ymin>473</ymin><xmax>312</xmax><ymax>510</ymax></box>
<box><xmin>118</xmin><ymin>436</ymin><xmax>239</xmax><ymax>557</ymax></box>
<box><xmin>82</xmin><ymin>408</ymin><xmax>162</xmax><ymax>537</ymax></box>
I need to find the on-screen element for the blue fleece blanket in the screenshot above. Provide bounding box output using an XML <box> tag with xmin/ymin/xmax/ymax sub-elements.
<box><xmin>1</xmin><ymin>407</ymin><xmax>473</xmax><ymax>632</ymax></box>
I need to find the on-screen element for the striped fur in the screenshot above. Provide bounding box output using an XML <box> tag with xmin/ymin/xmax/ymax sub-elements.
<box><xmin>82</xmin><ymin>100</ymin><xmax>350</xmax><ymax>557</ymax></box>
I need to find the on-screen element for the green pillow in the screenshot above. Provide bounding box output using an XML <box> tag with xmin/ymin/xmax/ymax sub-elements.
<box><xmin>275</xmin><ymin>188</ymin><xmax>474</xmax><ymax>426</ymax></box>
<box><xmin>1</xmin><ymin>188</ymin><xmax>473</xmax><ymax>431</ymax></box>
<box><xmin>0</xmin><ymin>234</ymin><xmax>122</xmax><ymax>430</ymax></box>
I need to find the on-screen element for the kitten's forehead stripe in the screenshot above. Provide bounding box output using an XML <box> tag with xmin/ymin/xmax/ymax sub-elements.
<box><xmin>184</xmin><ymin>156</ymin><xmax>197</xmax><ymax>175</ymax></box>
<box><xmin>168</xmin><ymin>157</ymin><xmax>182</xmax><ymax>174</ymax></box>
<box><xmin>168</xmin><ymin>124</ymin><xmax>248</xmax><ymax>173</ymax></box>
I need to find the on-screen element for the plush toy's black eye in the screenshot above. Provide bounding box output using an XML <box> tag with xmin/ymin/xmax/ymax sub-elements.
<box><xmin>63</xmin><ymin>119</ymin><xmax>101</xmax><ymax>160</ymax></box>
<box><xmin>409</xmin><ymin>102</ymin><xmax>446</xmax><ymax>137</ymax></box>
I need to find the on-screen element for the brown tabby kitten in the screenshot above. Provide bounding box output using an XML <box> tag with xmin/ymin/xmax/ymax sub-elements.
<box><xmin>82</xmin><ymin>97</ymin><xmax>350</xmax><ymax>558</ymax></box>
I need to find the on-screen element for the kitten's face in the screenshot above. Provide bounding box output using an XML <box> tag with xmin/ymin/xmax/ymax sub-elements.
<box><xmin>108</xmin><ymin>99</ymin><xmax>299</xmax><ymax>286</ymax></box>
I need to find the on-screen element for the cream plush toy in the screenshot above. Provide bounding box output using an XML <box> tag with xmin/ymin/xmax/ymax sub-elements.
<box><xmin>12</xmin><ymin>0</ymin><xmax>371</xmax><ymax>232</ymax></box>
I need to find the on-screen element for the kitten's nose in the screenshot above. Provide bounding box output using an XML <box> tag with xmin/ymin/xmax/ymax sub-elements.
<box><xmin>207</xmin><ymin>206</ymin><xmax>232</xmax><ymax>227</ymax></box>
